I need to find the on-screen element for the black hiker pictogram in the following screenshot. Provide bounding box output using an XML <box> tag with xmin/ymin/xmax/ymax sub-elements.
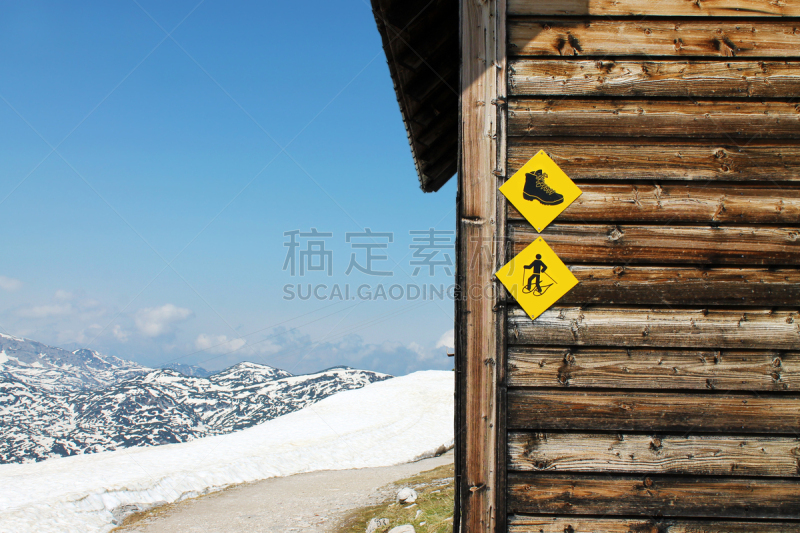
<box><xmin>522</xmin><ymin>254</ymin><xmax>557</xmax><ymax>296</ymax></box>
<box><xmin>523</xmin><ymin>169</ymin><xmax>564</xmax><ymax>205</ymax></box>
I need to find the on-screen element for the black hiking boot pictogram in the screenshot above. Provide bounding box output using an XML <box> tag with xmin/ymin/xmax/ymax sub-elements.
<box><xmin>523</xmin><ymin>169</ymin><xmax>564</xmax><ymax>205</ymax></box>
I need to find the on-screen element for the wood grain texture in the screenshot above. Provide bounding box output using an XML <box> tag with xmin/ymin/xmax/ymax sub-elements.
<box><xmin>509</xmin><ymin>19</ymin><xmax>800</xmax><ymax>57</ymax></box>
<box><xmin>508</xmin><ymin>99</ymin><xmax>800</xmax><ymax>139</ymax></box>
<box><xmin>508</xmin><ymin>138</ymin><xmax>800</xmax><ymax>182</ymax></box>
<box><xmin>507</xmin><ymin>183</ymin><xmax>800</xmax><ymax>224</ymax></box>
<box><xmin>508</xmin><ymin>516</ymin><xmax>800</xmax><ymax>533</ymax></box>
<box><xmin>456</xmin><ymin>0</ymin><xmax>503</xmax><ymax>529</ymax></box>
<box><xmin>508</xmin><ymin>390</ymin><xmax>800</xmax><ymax>433</ymax></box>
<box><xmin>509</xmin><ymin>60</ymin><xmax>800</xmax><ymax>97</ymax></box>
<box><xmin>557</xmin><ymin>266</ymin><xmax>800</xmax><ymax>306</ymax></box>
<box><xmin>509</xmin><ymin>223</ymin><xmax>800</xmax><ymax>265</ymax></box>
<box><xmin>509</xmin><ymin>0</ymin><xmax>800</xmax><ymax>17</ymax></box>
<box><xmin>508</xmin><ymin>432</ymin><xmax>800</xmax><ymax>476</ymax></box>
<box><xmin>495</xmin><ymin>0</ymin><xmax>509</xmax><ymax>527</ymax></box>
<box><xmin>508</xmin><ymin>473</ymin><xmax>800</xmax><ymax>518</ymax></box>
<box><xmin>507</xmin><ymin>347</ymin><xmax>800</xmax><ymax>390</ymax></box>
<box><xmin>508</xmin><ymin>306</ymin><xmax>800</xmax><ymax>349</ymax></box>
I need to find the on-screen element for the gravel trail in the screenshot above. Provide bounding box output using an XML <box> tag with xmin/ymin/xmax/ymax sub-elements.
<box><xmin>113</xmin><ymin>451</ymin><xmax>453</xmax><ymax>533</ymax></box>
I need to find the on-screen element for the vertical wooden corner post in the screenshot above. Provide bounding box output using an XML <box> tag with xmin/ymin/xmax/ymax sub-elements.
<box><xmin>456</xmin><ymin>0</ymin><xmax>506</xmax><ymax>531</ymax></box>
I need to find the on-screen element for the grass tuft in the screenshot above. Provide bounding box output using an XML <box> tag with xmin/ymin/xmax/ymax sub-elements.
<box><xmin>334</xmin><ymin>463</ymin><xmax>454</xmax><ymax>533</ymax></box>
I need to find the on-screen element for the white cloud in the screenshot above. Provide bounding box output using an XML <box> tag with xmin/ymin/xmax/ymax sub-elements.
<box><xmin>195</xmin><ymin>334</ymin><xmax>247</xmax><ymax>354</ymax></box>
<box><xmin>135</xmin><ymin>304</ymin><xmax>192</xmax><ymax>337</ymax></box>
<box><xmin>54</xmin><ymin>290</ymin><xmax>73</xmax><ymax>301</ymax></box>
<box><xmin>249</xmin><ymin>330</ymin><xmax>453</xmax><ymax>377</ymax></box>
<box><xmin>0</xmin><ymin>276</ymin><xmax>23</xmax><ymax>292</ymax></box>
<box><xmin>408</xmin><ymin>341</ymin><xmax>427</xmax><ymax>358</ymax></box>
<box><xmin>435</xmin><ymin>329</ymin><xmax>454</xmax><ymax>350</ymax></box>
<box><xmin>56</xmin><ymin>324</ymin><xmax>102</xmax><ymax>345</ymax></box>
<box><xmin>17</xmin><ymin>304</ymin><xmax>73</xmax><ymax>319</ymax></box>
<box><xmin>79</xmin><ymin>299</ymin><xmax>101</xmax><ymax>309</ymax></box>
<box><xmin>112</xmin><ymin>325</ymin><xmax>129</xmax><ymax>342</ymax></box>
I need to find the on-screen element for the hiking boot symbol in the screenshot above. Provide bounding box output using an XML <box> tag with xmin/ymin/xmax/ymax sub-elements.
<box><xmin>523</xmin><ymin>169</ymin><xmax>564</xmax><ymax>205</ymax></box>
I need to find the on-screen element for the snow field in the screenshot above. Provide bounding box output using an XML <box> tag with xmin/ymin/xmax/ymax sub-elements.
<box><xmin>0</xmin><ymin>370</ymin><xmax>454</xmax><ymax>533</ymax></box>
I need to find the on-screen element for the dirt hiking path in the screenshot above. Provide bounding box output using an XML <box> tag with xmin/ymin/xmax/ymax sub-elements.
<box><xmin>113</xmin><ymin>451</ymin><xmax>454</xmax><ymax>533</ymax></box>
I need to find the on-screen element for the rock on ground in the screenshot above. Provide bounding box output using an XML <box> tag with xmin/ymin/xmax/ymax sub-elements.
<box><xmin>365</xmin><ymin>517</ymin><xmax>390</xmax><ymax>533</ymax></box>
<box><xmin>387</xmin><ymin>526</ymin><xmax>416</xmax><ymax>533</ymax></box>
<box><xmin>395</xmin><ymin>487</ymin><xmax>417</xmax><ymax>504</ymax></box>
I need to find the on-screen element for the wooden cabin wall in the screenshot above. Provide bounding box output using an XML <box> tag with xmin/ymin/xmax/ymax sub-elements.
<box><xmin>456</xmin><ymin>0</ymin><xmax>506</xmax><ymax>531</ymax></box>
<box><xmin>501</xmin><ymin>1</ymin><xmax>800</xmax><ymax>531</ymax></box>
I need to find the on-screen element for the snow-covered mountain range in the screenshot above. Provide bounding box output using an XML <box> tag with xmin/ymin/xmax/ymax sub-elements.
<box><xmin>0</xmin><ymin>333</ymin><xmax>391</xmax><ymax>464</ymax></box>
<box><xmin>0</xmin><ymin>333</ymin><xmax>148</xmax><ymax>393</ymax></box>
<box><xmin>0</xmin><ymin>371</ymin><xmax>453</xmax><ymax>533</ymax></box>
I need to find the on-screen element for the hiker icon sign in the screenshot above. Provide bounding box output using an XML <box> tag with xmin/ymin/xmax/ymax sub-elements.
<box><xmin>499</xmin><ymin>150</ymin><xmax>582</xmax><ymax>232</ymax></box>
<box><xmin>495</xmin><ymin>238</ymin><xmax>578</xmax><ymax>320</ymax></box>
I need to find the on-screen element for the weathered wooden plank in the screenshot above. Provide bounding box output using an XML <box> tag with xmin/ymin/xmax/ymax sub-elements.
<box><xmin>508</xmin><ymin>432</ymin><xmax>800</xmax><ymax>476</ymax></box>
<box><xmin>457</xmin><ymin>0</ymin><xmax>504</xmax><ymax>529</ymax></box>
<box><xmin>508</xmin><ymin>183</ymin><xmax>800</xmax><ymax>224</ymax></box>
<box><xmin>508</xmin><ymin>390</ymin><xmax>800</xmax><ymax>433</ymax></box>
<box><xmin>509</xmin><ymin>224</ymin><xmax>800</xmax><ymax>265</ymax></box>
<box><xmin>508</xmin><ymin>306</ymin><xmax>800</xmax><ymax>349</ymax></box>
<box><xmin>508</xmin><ymin>138</ymin><xmax>800</xmax><ymax>182</ymax></box>
<box><xmin>508</xmin><ymin>473</ymin><xmax>800</xmax><ymax>518</ymax></box>
<box><xmin>509</xmin><ymin>60</ymin><xmax>800</xmax><ymax>97</ymax></box>
<box><xmin>558</xmin><ymin>266</ymin><xmax>800</xmax><ymax>306</ymax></box>
<box><xmin>508</xmin><ymin>99</ymin><xmax>800</xmax><ymax>139</ymax></box>
<box><xmin>509</xmin><ymin>0</ymin><xmax>800</xmax><ymax>17</ymax></box>
<box><xmin>508</xmin><ymin>516</ymin><xmax>800</xmax><ymax>533</ymax></box>
<box><xmin>495</xmin><ymin>1</ymin><xmax>510</xmax><ymax>527</ymax></box>
<box><xmin>509</xmin><ymin>19</ymin><xmax>800</xmax><ymax>57</ymax></box>
<box><xmin>507</xmin><ymin>347</ymin><xmax>800</xmax><ymax>390</ymax></box>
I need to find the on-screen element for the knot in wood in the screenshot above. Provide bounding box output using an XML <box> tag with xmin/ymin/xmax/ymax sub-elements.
<box><xmin>608</xmin><ymin>226</ymin><xmax>624</xmax><ymax>242</ymax></box>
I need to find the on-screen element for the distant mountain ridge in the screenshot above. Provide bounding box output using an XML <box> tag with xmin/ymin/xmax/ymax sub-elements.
<box><xmin>160</xmin><ymin>362</ymin><xmax>214</xmax><ymax>378</ymax></box>
<box><xmin>0</xmin><ymin>334</ymin><xmax>391</xmax><ymax>464</ymax></box>
<box><xmin>0</xmin><ymin>333</ymin><xmax>149</xmax><ymax>393</ymax></box>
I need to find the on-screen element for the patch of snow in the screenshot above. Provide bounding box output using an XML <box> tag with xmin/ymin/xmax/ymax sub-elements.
<box><xmin>0</xmin><ymin>351</ymin><xmax>7</xmax><ymax>366</ymax></box>
<box><xmin>0</xmin><ymin>370</ymin><xmax>453</xmax><ymax>533</ymax></box>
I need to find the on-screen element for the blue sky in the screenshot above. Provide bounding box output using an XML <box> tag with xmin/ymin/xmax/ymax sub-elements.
<box><xmin>0</xmin><ymin>0</ymin><xmax>457</xmax><ymax>375</ymax></box>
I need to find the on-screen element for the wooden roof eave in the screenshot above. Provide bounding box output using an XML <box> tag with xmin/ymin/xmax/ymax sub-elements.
<box><xmin>371</xmin><ymin>0</ymin><xmax>458</xmax><ymax>193</ymax></box>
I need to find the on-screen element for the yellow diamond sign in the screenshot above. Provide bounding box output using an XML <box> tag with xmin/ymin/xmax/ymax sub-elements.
<box><xmin>495</xmin><ymin>237</ymin><xmax>578</xmax><ymax>320</ymax></box>
<box><xmin>499</xmin><ymin>150</ymin><xmax>581</xmax><ymax>232</ymax></box>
